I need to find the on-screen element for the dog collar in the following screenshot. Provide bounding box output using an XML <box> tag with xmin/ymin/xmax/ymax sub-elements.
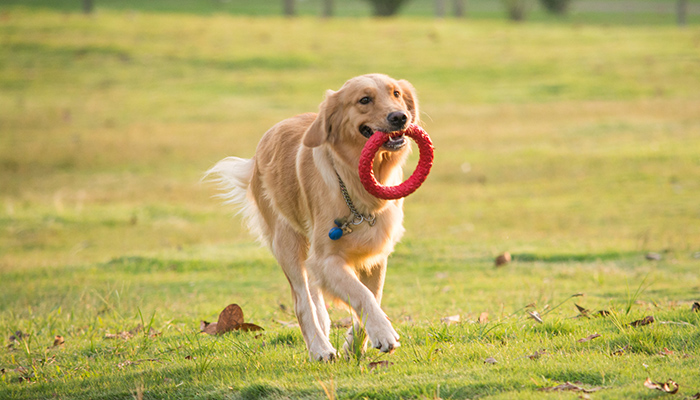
<box><xmin>328</xmin><ymin>172</ymin><xmax>376</xmax><ymax>241</ymax></box>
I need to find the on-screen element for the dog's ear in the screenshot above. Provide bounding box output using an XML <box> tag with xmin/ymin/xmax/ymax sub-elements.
<box><xmin>398</xmin><ymin>79</ymin><xmax>420</xmax><ymax>125</ymax></box>
<box><xmin>303</xmin><ymin>90</ymin><xmax>339</xmax><ymax>148</ymax></box>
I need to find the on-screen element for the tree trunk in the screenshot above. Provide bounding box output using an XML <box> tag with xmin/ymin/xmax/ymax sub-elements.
<box><xmin>284</xmin><ymin>0</ymin><xmax>295</xmax><ymax>16</ymax></box>
<box><xmin>82</xmin><ymin>0</ymin><xmax>94</xmax><ymax>14</ymax></box>
<box><xmin>677</xmin><ymin>0</ymin><xmax>688</xmax><ymax>26</ymax></box>
<box><xmin>322</xmin><ymin>0</ymin><xmax>334</xmax><ymax>18</ymax></box>
<box><xmin>453</xmin><ymin>0</ymin><xmax>465</xmax><ymax>17</ymax></box>
<box><xmin>435</xmin><ymin>0</ymin><xmax>445</xmax><ymax>17</ymax></box>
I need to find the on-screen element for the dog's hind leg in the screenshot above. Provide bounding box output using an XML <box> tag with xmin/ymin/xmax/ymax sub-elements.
<box><xmin>273</xmin><ymin>224</ymin><xmax>336</xmax><ymax>361</ymax></box>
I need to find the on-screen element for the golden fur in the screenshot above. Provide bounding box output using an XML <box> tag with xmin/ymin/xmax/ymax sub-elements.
<box><xmin>208</xmin><ymin>74</ymin><xmax>419</xmax><ymax>361</ymax></box>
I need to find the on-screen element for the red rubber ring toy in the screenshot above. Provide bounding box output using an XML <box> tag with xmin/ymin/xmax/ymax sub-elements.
<box><xmin>359</xmin><ymin>124</ymin><xmax>434</xmax><ymax>200</ymax></box>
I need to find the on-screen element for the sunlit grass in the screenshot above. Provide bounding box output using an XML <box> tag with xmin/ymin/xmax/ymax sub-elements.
<box><xmin>1</xmin><ymin>6</ymin><xmax>699</xmax><ymax>399</ymax></box>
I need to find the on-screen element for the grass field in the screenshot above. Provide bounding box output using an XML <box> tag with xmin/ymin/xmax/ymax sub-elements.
<box><xmin>1</xmin><ymin>3</ymin><xmax>700</xmax><ymax>399</ymax></box>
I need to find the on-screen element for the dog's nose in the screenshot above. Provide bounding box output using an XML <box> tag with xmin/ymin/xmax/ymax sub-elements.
<box><xmin>387</xmin><ymin>111</ymin><xmax>408</xmax><ymax>129</ymax></box>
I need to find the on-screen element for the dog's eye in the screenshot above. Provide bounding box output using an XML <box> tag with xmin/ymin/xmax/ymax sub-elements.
<box><xmin>393</xmin><ymin>90</ymin><xmax>400</xmax><ymax>98</ymax></box>
<box><xmin>359</xmin><ymin>96</ymin><xmax>372</xmax><ymax>105</ymax></box>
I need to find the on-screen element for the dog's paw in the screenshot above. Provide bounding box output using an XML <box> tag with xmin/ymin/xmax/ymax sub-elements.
<box><xmin>367</xmin><ymin>324</ymin><xmax>400</xmax><ymax>353</ymax></box>
<box><xmin>309</xmin><ymin>345</ymin><xmax>337</xmax><ymax>362</ymax></box>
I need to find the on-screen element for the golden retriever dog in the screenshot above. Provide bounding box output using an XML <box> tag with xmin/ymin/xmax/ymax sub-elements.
<box><xmin>207</xmin><ymin>74</ymin><xmax>419</xmax><ymax>361</ymax></box>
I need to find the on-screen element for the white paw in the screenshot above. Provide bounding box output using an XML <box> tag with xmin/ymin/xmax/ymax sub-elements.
<box><xmin>366</xmin><ymin>321</ymin><xmax>400</xmax><ymax>353</ymax></box>
<box><xmin>309</xmin><ymin>344</ymin><xmax>337</xmax><ymax>362</ymax></box>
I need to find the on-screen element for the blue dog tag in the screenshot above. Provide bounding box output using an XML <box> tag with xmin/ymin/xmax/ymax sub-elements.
<box><xmin>328</xmin><ymin>227</ymin><xmax>343</xmax><ymax>240</ymax></box>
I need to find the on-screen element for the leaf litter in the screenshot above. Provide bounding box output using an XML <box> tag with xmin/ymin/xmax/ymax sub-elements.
<box><xmin>644</xmin><ymin>378</ymin><xmax>679</xmax><ymax>394</ymax></box>
<box><xmin>577</xmin><ymin>333</ymin><xmax>601</xmax><ymax>343</ymax></box>
<box><xmin>538</xmin><ymin>381</ymin><xmax>604</xmax><ymax>394</ymax></box>
<box><xmin>630</xmin><ymin>316</ymin><xmax>654</xmax><ymax>327</ymax></box>
<box><xmin>200</xmin><ymin>304</ymin><xmax>263</xmax><ymax>335</ymax></box>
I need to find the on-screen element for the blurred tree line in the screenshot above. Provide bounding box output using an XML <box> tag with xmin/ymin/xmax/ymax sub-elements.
<box><xmin>80</xmin><ymin>0</ymin><xmax>691</xmax><ymax>25</ymax></box>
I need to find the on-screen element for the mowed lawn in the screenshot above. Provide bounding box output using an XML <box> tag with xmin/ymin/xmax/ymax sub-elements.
<box><xmin>1</xmin><ymin>5</ymin><xmax>700</xmax><ymax>399</ymax></box>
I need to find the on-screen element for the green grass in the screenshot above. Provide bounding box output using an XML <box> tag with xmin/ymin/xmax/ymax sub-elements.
<box><xmin>1</xmin><ymin>4</ymin><xmax>700</xmax><ymax>399</ymax></box>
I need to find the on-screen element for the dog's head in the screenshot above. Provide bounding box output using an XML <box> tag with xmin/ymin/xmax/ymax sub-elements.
<box><xmin>303</xmin><ymin>74</ymin><xmax>419</xmax><ymax>163</ymax></box>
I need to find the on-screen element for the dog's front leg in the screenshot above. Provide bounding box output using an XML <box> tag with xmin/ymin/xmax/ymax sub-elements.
<box><xmin>343</xmin><ymin>260</ymin><xmax>387</xmax><ymax>356</ymax></box>
<box><xmin>273</xmin><ymin>227</ymin><xmax>336</xmax><ymax>362</ymax></box>
<box><xmin>314</xmin><ymin>255</ymin><xmax>399</xmax><ymax>352</ymax></box>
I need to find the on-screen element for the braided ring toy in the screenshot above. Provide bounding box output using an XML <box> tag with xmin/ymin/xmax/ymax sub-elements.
<box><xmin>359</xmin><ymin>124</ymin><xmax>434</xmax><ymax>200</ymax></box>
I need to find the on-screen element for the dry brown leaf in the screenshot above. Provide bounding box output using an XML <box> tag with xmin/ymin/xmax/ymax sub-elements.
<box><xmin>644</xmin><ymin>378</ymin><xmax>679</xmax><ymax>394</ymax></box>
<box><xmin>9</xmin><ymin>330</ymin><xmax>28</xmax><ymax>342</ymax></box>
<box><xmin>527</xmin><ymin>349</ymin><xmax>547</xmax><ymax>360</ymax></box>
<box><xmin>686</xmin><ymin>392</ymin><xmax>700</xmax><ymax>399</ymax></box>
<box><xmin>692</xmin><ymin>302</ymin><xmax>700</xmax><ymax>312</ymax></box>
<box><xmin>200</xmin><ymin>320</ymin><xmax>218</xmax><ymax>335</ymax></box>
<box><xmin>484</xmin><ymin>357</ymin><xmax>497</xmax><ymax>364</ymax></box>
<box><xmin>495</xmin><ymin>252</ymin><xmax>511</xmax><ymax>267</ymax></box>
<box><xmin>577</xmin><ymin>333</ymin><xmax>601</xmax><ymax>343</ymax></box>
<box><xmin>630</xmin><ymin>316</ymin><xmax>655</xmax><ymax>327</ymax></box>
<box><xmin>658</xmin><ymin>347</ymin><xmax>674</xmax><ymax>356</ymax></box>
<box><xmin>478</xmin><ymin>312</ymin><xmax>489</xmax><ymax>324</ymax></box>
<box><xmin>538</xmin><ymin>381</ymin><xmax>603</xmax><ymax>393</ymax></box>
<box><xmin>216</xmin><ymin>304</ymin><xmax>244</xmax><ymax>334</ymax></box>
<box><xmin>201</xmin><ymin>303</ymin><xmax>264</xmax><ymax>335</ymax></box>
<box><xmin>575</xmin><ymin>303</ymin><xmax>590</xmax><ymax>317</ymax></box>
<box><xmin>368</xmin><ymin>360</ymin><xmax>393</xmax><ymax>371</ymax></box>
<box><xmin>239</xmin><ymin>323</ymin><xmax>264</xmax><ymax>332</ymax></box>
<box><xmin>611</xmin><ymin>345</ymin><xmax>629</xmax><ymax>356</ymax></box>
<box><xmin>52</xmin><ymin>335</ymin><xmax>65</xmax><ymax>347</ymax></box>
<box><xmin>594</xmin><ymin>310</ymin><xmax>611</xmax><ymax>317</ymax></box>
<box><xmin>528</xmin><ymin>311</ymin><xmax>543</xmax><ymax>324</ymax></box>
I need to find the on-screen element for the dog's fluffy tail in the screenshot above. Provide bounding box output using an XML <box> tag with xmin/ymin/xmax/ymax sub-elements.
<box><xmin>205</xmin><ymin>157</ymin><xmax>268</xmax><ymax>245</ymax></box>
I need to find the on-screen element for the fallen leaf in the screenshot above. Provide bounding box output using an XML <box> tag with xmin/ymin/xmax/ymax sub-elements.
<box><xmin>478</xmin><ymin>312</ymin><xmax>489</xmax><ymax>324</ymax></box>
<box><xmin>630</xmin><ymin>316</ymin><xmax>654</xmax><ymax>327</ymax></box>
<box><xmin>52</xmin><ymin>336</ymin><xmax>65</xmax><ymax>347</ymax></box>
<box><xmin>611</xmin><ymin>345</ymin><xmax>629</xmax><ymax>356</ymax></box>
<box><xmin>216</xmin><ymin>304</ymin><xmax>244</xmax><ymax>334</ymax></box>
<box><xmin>495</xmin><ymin>252</ymin><xmax>511</xmax><ymax>267</ymax></box>
<box><xmin>594</xmin><ymin>310</ymin><xmax>611</xmax><ymax>317</ymax></box>
<box><xmin>577</xmin><ymin>333</ymin><xmax>601</xmax><ymax>343</ymax></box>
<box><xmin>201</xmin><ymin>304</ymin><xmax>264</xmax><ymax>335</ymax></box>
<box><xmin>658</xmin><ymin>347</ymin><xmax>674</xmax><ymax>356</ymax></box>
<box><xmin>538</xmin><ymin>381</ymin><xmax>603</xmax><ymax>393</ymax></box>
<box><xmin>644</xmin><ymin>378</ymin><xmax>679</xmax><ymax>394</ymax></box>
<box><xmin>200</xmin><ymin>320</ymin><xmax>217</xmax><ymax>335</ymax></box>
<box><xmin>441</xmin><ymin>315</ymin><xmax>460</xmax><ymax>325</ymax></box>
<box><xmin>686</xmin><ymin>392</ymin><xmax>700</xmax><ymax>399</ymax></box>
<box><xmin>117</xmin><ymin>358</ymin><xmax>160</xmax><ymax>369</ymax></box>
<box><xmin>239</xmin><ymin>323</ymin><xmax>264</xmax><ymax>332</ymax></box>
<box><xmin>528</xmin><ymin>311</ymin><xmax>543</xmax><ymax>324</ymax></box>
<box><xmin>575</xmin><ymin>303</ymin><xmax>590</xmax><ymax>317</ymax></box>
<box><xmin>368</xmin><ymin>360</ymin><xmax>393</xmax><ymax>371</ymax></box>
<box><xmin>484</xmin><ymin>357</ymin><xmax>497</xmax><ymax>364</ymax></box>
<box><xmin>9</xmin><ymin>330</ymin><xmax>28</xmax><ymax>342</ymax></box>
<box><xmin>527</xmin><ymin>349</ymin><xmax>547</xmax><ymax>360</ymax></box>
<box><xmin>692</xmin><ymin>302</ymin><xmax>699</xmax><ymax>312</ymax></box>
<box><xmin>184</xmin><ymin>355</ymin><xmax>194</xmax><ymax>360</ymax></box>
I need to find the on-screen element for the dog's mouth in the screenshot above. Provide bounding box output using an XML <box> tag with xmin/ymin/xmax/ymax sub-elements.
<box><xmin>359</xmin><ymin>125</ymin><xmax>407</xmax><ymax>152</ymax></box>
